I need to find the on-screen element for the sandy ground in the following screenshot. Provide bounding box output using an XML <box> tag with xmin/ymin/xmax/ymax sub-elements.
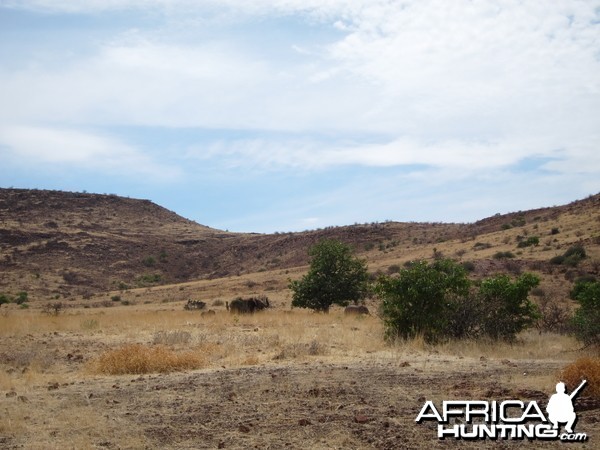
<box><xmin>2</xmin><ymin>350</ymin><xmax>598</xmax><ymax>449</ymax></box>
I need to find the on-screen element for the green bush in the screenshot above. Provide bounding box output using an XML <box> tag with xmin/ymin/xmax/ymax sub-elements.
<box><xmin>377</xmin><ymin>260</ymin><xmax>469</xmax><ymax>343</ymax></box>
<box><xmin>517</xmin><ymin>236</ymin><xmax>539</xmax><ymax>248</ymax></box>
<box><xmin>461</xmin><ymin>261</ymin><xmax>476</xmax><ymax>272</ymax></box>
<box><xmin>476</xmin><ymin>273</ymin><xmax>540</xmax><ymax>341</ymax></box>
<box><xmin>550</xmin><ymin>244</ymin><xmax>586</xmax><ymax>267</ymax></box>
<box><xmin>570</xmin><ymin>280</ymin><xmax>600</xmax><ymax>348</ymax></box>
<box><xmin>377</xmin><ymin>260</ymin><xmax>540</xmax><ymax>343</ymax></box>
<box><xmin>143</xmin><ymin>256</ymin><xmax>156</xmax><ymax>267</ymax></box>
<box><xmin>15</xmin><ymin>292</ymin><xmax>28</xmax><ymax>305</ymax></box>
<box><xmin>289</xmin><ymin>240</ymin><xmax>369</xmax><ymax>312</ymax></box>
<box><xmin>0</xmin><ymin>294</ymin><xmax>10</xmax><ymax>305</ymax></box>
<box><xmin>493</xmin><ymin>251</ymin><xmax>515</xmax><ymax>259</ymax></box>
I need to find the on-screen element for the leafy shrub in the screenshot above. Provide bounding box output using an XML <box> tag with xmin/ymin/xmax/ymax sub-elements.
<box><xmin>563</xmin><ymin>244</ymin><xmax>587</xmax><ymax>267</ymax></box>
<box><xmin>550</xmin><ymin>227</ymin><xmax>560</xmax><ymax>235</ymax></box>
<box><xmin>549</xmin><ymin>244</ymin><xmax>587</xmax><ymax>267</ymax></box>
<box><xmin>570</xmin><ymin>280</ymin><xmax>600</xmax><ymax>348</ymax></box>
<box><xmin>511</xmin><ymin>216</ymin><xmax>526</xmax><ymax>227</ymax></box>
<box><xmin>377</xmin><ymin>260</ymin><xmax>470</xmax><ymax>343</ymax></box>
<box><xmin>0</xmin><ymin>294</ymin><xmax>10</xmax><ymax>305</ymax></box>
<box><xmin>14</xmin><ymin>292</ymin><xmax>28</xmax><ymax>305</ymax></box>
<box><xmin>461</xmin><ymin>261</ymin><xmax>476</xmax><ymax>272</ymax></box>
<box><xmin>561</xmin><ymin>357</ymin><xmax>600</xmax><ymax>399</ymax></box>
<box><xmin>517</xmin><ymin>236</ymin><xmax>540</xmax><ymax>248</ymax></box>
<box><xmin>137</xmin><ymin>274</ymin><xmax>161</xmax><ymax>285</ymax></box>
<box><xmin>142</xmin><ymin>256</ymin><xmax>156</xmax><ymax>267</ymax></box>
<box><xmin>111</xmin><ymin>295</ymin><xmax>121</xmax><ymax>302</ymax></box>
<box><xmin>476</xmin><ymin>273</ymin><xmax>540</xmax><ymax>341</ymax></box>
<box><xmin>387</xmin><ymin>264</ymin><xmax>401</xmax><ymax>274</ymax></box>
<box><xmin>493</xmin><ymin>251</ymin><xmax>515</xmax><ymax>259</ymax></box>
<box><xmin>377</xmin><ymin>260</ymin><xmax>540</xmax><ymax>343</ymax></box>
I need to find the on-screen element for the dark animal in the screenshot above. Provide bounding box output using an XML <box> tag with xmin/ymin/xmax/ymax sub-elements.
<box><xmin>226</xmin><ymin>296</ymin><xmax>270</xmax><ymax>314</ymax></box>
<box><xmin>184</xmin><ymin>300</ymin><xmax>206</xmax><ymax>310</ymax></box>
<box><xmin>201</xmin><ymin>309</ymin><xmax>216</xmax><ymax>317</ymax></box>
<box><xmin>344</xmin><ymin>305</ymin><xmax>369</xmax><ymax>315</ymax></box>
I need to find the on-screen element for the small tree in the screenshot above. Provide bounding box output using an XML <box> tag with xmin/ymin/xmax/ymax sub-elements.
<box><xmin>571</xmin><ymin>280</ymin><xmax>600</xmax><ymax>348</ymax></box>
<box><xmin>289</xmin><ymin>240</ymin><xmax>369</xmax><ymax>312</ymax></box>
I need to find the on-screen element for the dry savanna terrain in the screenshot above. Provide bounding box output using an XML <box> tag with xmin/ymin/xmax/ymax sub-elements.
<box><xmin>1</xmin><ymin>189</ymin><xmax>599</xmax><ymax>449</ymax></box>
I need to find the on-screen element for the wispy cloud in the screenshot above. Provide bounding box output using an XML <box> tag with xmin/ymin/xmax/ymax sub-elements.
<box><xmin>0</xmin><ymin>125</ymin><xmax>180</xmax><ymax>180</ymax></box>
<box><xmin>0</xmin><ymin>0</ymin><xmax>598</xmax><ymax>231</ymax></box>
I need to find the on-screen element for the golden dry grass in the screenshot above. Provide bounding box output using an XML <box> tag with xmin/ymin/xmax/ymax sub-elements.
<box><xmin>87</xmin><ymin>343</ymin><xmax>209</xmax><ymax>375</ymax></box>
<box><xmin>561</xmin><ymin>356</ymin><xmax>600</xmax><ymax>398</ymax></box>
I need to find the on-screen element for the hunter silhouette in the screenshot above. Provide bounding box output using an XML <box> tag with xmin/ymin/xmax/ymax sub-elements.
<box><xmin>546</xmin><ymin>380</ymin><xmax>586</xmax><ymax>433</ymax></box>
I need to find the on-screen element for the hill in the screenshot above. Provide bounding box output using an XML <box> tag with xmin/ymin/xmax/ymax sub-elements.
<box><xmin>0</xmin><ymin>188</ymin><xmax>598</xmax><ymax>302</ymax></box>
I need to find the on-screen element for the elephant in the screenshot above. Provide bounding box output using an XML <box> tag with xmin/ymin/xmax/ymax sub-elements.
<box><xmin>226</xmin><ymin>296</ymin><xmax>270</xmax><ymax>314</ymax></box>
<box><xmin>344</xmin><ymin>304</ymin><xmax>369</xmax><ymax>315</ymax></box>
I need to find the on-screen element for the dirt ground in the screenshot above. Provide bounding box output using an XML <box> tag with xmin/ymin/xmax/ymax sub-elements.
<box><xmin>1</xmin><ymin>307</ymin><xmax>598</xmax><ymax>449</ymax></box>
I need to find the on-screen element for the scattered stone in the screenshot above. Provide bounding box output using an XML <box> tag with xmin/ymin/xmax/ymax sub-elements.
<box><xmin>298</xmin><ymin>418</ymin><xmax>311</xmax><ymax>426</ymax></box>
<box><xmin>238</xmin><ymin>424</ymin><xmax>251</xmax><ymax>433</ymax></box>
<box><xmin>17</xmin><ymin>395</ymin><xmax>28</xmax><ymax>403</ymax></box>
<box><xmin>47</xmin><ymin>382</ymin><xmax>59</xmax><ymax>391</ymax></box>
<box><xmin>5</xmin><ymin>391</ymin><xmax>17</xmax><ymax>398</ymax></box>
<box><xmin>354</xmin><ymin>414</ymin><xmax>369</xmax><ymax>424</ymax></box>
<box><xmin>399</xmin><ymin>361</ymin><xmax>410</xmax><ymax>367</ymax></box>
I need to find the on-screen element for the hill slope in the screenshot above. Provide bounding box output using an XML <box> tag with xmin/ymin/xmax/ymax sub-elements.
<box><xmin>0</xmin><ymin>188</ymin><xmax>598</xmax><ymax>300</ymax></box>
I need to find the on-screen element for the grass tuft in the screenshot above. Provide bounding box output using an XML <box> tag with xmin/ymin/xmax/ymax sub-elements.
<box><xmin>89</xmin><ymin>344</ymin><xmax>206</xmax><ymax>375</ymax></box>
<box><xmin>560</xmin><ymin>357</ymin><xmax>600</xmax><ymax>399</ymax></box>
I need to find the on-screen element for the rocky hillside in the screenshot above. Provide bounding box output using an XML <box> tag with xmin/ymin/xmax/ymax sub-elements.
<box><xmin>0</xmin><ymin>188</ymin><xmax>598</xmax><ymax>301</ymax></box>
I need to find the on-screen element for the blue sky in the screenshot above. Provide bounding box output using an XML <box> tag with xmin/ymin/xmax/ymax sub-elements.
<box><xmin>0</xmin><ymin>1</ymin><xmax>599</xmax><ymax>233</ymax></box>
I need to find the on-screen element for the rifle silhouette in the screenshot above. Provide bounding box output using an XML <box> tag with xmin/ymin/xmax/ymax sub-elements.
<box><xmin>569</xmin><ymin>380</ymin><xmax>587</xmax><ymax>400</ymax></box>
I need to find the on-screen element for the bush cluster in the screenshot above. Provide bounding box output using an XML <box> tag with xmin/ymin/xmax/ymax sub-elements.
<box><xmin>377</xmin><ymin>260</ymin><xmax>540</xmax><ymax>343</ymax></box>
<box><xmin>517</xmin><ymin>236</ymin><xmax>539</xmax><ymax>248</ymax></box>
<box><xmin>570</xmin><ymin>279</ymin><xmax>599</xmax><ymax>348</ymax></box>
<box><xmin>550</xmin><ymin>244</ymin><xmax>587</xmax><ymax>267</ymax></box>
<box><xmin>0</xmin><ymin>291</ymin><xmax>28</xmax><ymax>305</ymax></box>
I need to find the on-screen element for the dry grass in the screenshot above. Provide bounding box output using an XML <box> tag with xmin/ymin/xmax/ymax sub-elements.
<box><xmin>560</xmin><ymin>356</ymin><xmax>600</xmax><ymax>399</ymax></box>
<box><xmin>88</xmin><ymin>343</ymin><xmax>208</xmax><ymax>375</ymax></box>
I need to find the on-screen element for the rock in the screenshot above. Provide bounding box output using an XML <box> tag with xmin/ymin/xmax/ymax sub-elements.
<box><xmin>354</xmin><ymin>414</ymin><xmax>369</xmax><ymax>424</ymax></box>
<box><xmin>238</xmin><ymin>424</ymin><xmax>251</xmax><ymax>433</ymax></box>
<box><xmin>298</xmin><ymin>418</ymin><xmax>311</xmax><ymax>426</ymax></box>
<box><xmin>5</xmin><ymin>391</ymin><xmax>17</xmax><ymax>398</ymax></box>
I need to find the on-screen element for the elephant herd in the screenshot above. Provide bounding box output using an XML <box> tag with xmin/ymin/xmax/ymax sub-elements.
<box><xmin>184</xmin><ymin>296</ymin><xmax>369</xmax><ymax>315</ymax></box>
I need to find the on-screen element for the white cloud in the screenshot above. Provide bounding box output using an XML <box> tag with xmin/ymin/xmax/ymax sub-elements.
<box><xmin>1</xmin><ymin>0</ymin><xmax>598</xmax><ymax>196</ymax></box>
<box><xmin>0</xmin><ymin>125</ymin><xmax>180</xmax><ymax>180</ymax></box>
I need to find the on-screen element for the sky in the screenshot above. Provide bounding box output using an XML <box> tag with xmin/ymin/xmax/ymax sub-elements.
<box><xmin>0</xmin><ymin>1</ymin><xmax>599</xmax><ymax>233</ymax></box>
